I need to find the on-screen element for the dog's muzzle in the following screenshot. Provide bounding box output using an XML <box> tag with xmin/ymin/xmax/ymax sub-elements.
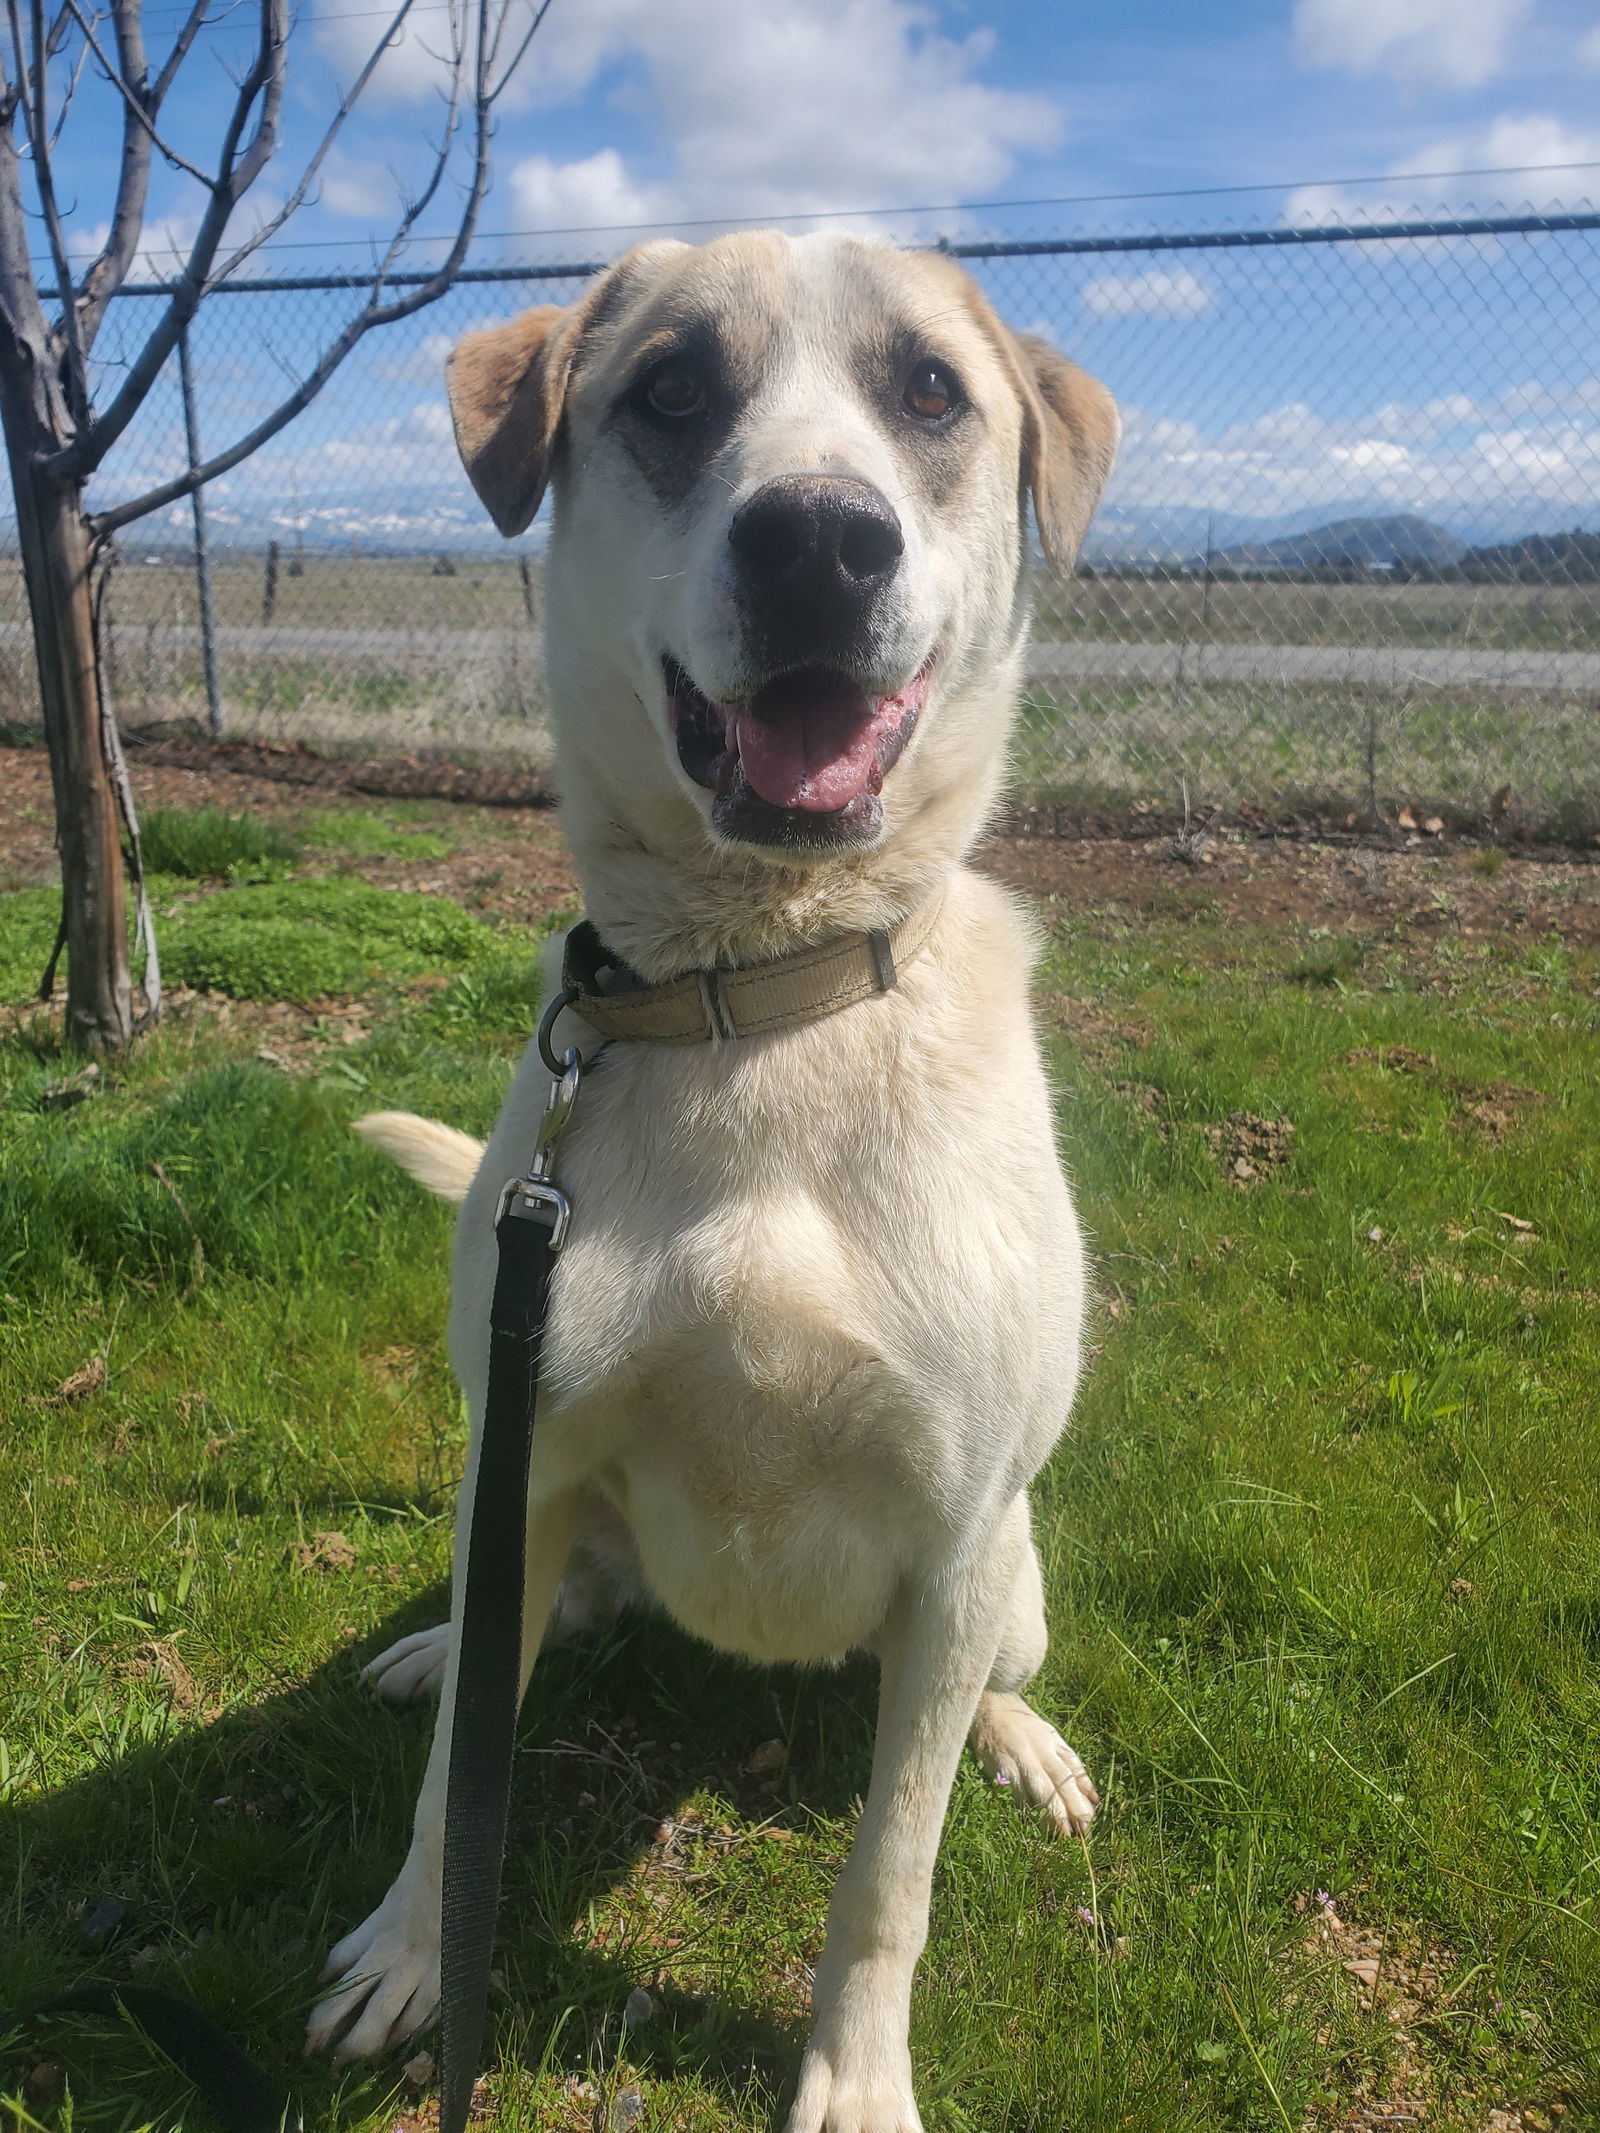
<box><xmin>665</xmin><ymin>655</ymin><xmax>931</xmax><ymax>851</ymax></box>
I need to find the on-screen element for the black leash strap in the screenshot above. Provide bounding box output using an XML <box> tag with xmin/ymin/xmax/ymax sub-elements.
<box><xmin>0</xmin><ymin>1982</ymin><xmax>298</xmax><ymax>2131</ymax></box>
<box><xmin>439</xmin><ymin>1051</ymin><xmax>579</xmax><ymax>2133</ymax></box>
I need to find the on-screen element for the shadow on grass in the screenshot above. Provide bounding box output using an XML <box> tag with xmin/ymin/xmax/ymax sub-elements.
<box><xmin>2</xmin><ymin>1586</ymin><xmax>882</xmax><ymax>2130</ymax></box>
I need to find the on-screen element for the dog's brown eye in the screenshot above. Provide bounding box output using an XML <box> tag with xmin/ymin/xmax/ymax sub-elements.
<box><xmin>903</xmin><ymin>361</ymin><xmax>957</xmax><ymax>421</ymax></box>
<box><xmin>645</xmin><ymin>363</ymin><xmax>706</xmax><ymax>418</ymax></box>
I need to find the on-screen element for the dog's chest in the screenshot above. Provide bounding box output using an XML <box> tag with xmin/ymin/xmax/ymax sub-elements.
<box><xmin>525</xmin><ymin>1062</ymin><xmax>1029</xmax><ymax>1660</ymax></box>
<box><xmin>454</xmin><ymin>972</ymin><xmax>1077</xmax><ymax>1664</ymax></box>
<box><xmin>539</xmin><ymin>1187</ymin><xmax>955</xmax><ymax>1660</ymax></box>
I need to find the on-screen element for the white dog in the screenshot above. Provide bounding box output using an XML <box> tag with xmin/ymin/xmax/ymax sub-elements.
<box><xmin>307</xmin><ymin>230</ymin><xmax>1118</xmax><ymax>2132</ymax></box>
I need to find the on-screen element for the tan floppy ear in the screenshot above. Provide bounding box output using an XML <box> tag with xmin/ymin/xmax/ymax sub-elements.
<box><xmin>446</xmin><ymin>303</ymin><xmax>584</xmax><ymax>538</ymax></box>
<box><xmin>1012</xmin><ymin>334</ymin><xmax>1120</xmax><ymax>579</ymax></box>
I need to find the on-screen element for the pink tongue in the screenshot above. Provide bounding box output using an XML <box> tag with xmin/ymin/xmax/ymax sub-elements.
<box><xmin>731</xmin><ymin>682</ymin><xmax>881</xmax><ymax>813</ymax></box>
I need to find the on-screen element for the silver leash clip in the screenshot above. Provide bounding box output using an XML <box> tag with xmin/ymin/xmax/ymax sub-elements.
<box><xmin>496</xmin><ymin>1044</ymin><xmax>582</xmax><ymax>1250</ymax></box>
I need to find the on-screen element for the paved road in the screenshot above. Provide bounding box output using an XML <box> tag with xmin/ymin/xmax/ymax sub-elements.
<box><xmin>1026</xmin><ymin>639</ymin><xmax>1600</xmax><ymax>692</ymax></box>
<box><xmin>7</xmin><ymin>620</ymin><xmax>1596</xmax><ymax>694</ymax></box>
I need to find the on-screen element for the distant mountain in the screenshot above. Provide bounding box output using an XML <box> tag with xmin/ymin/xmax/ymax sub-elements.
<box><xmin>1200</xmin><ymin>514</ymin><xmax>1468</xmax><ymax>573</ymax></box>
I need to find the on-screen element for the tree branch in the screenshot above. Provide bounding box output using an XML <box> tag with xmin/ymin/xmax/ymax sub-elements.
<box><xmin>46</xmin><ymin>7</ymin><xmax>92</xmax><ymax>145</ymax></box>
<box><xmin>90</xmin><ymin>0</ymin><xmax>517</xmax><ymax>538</ymax></box>
<box><xmin>74</xmin><ymin>0</ymin><xmax>164</xmax><ymax>349</ymax></box>
<box><xmin>210</xmin><ymin>0</ymin><xmax>421</xmax><ymax>282</ymax></box>
<box><xmin>0</xmin><ymin>97</ymin><xmax>54</xmax><ymax>373</ymax></box>
<box><xmin>15</xmin><ymin>0</ymin><xmax>88</xmax><ymax>424</ymax></box>
<box><xmin>151</xmin><ymin>0</ymin><xmax>211</xmax><ymax>106</ymax></box>
<box><xmin>61</xmin><ymin>0</ymin><xmax>214</xmax><ymax>192</ymax></box>
<box><xmin>45</xmin><ymin>0</ymin><xmax>286</xmax><ymax>480</ymax></box>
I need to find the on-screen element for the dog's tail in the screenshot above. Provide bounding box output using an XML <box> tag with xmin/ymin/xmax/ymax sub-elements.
<box><xmin>354</xmin><ymin>1111</ymin><xmax>486</xmax><ymax>1206</ymax></box>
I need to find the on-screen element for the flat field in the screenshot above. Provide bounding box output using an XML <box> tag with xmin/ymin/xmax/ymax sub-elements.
<box><xmin>3</xmin><ymin>561</ymin><xmax>1596</xmax><ymax>832</ymax></box>
<box><xmin>5</xmin><ymin>556</ymin><xmax>1589</xmax><ymax>655</ymax></box>
<box><xmin>1</xmin><ymin>750</ymin><xmax>1598</xmax><ymax>2131</ymax></box>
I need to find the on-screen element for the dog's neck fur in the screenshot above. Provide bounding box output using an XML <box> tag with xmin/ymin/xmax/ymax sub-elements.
<box><xmin>554</xmin><ymin>716</ymin><xmax>1005</xmax><ymax>982</ymax></box>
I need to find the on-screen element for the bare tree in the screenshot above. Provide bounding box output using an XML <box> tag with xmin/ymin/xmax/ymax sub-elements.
<box><xmin>0</xmin><ymin>0</ymin><xmax>550</xmax><ymax>1049</ymax></box>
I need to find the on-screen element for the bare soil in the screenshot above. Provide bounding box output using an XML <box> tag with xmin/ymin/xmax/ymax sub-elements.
<box><xmin>3</xmin><ymin>743</ymin><xmax>1598</xmax><ymax>950</ymax></box>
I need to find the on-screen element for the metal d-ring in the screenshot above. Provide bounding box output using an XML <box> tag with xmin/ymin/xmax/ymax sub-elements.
<box><xmin>537</xmin><ymin>985</ymin><xmax>577</xmax><ymax>1075</ymax></box>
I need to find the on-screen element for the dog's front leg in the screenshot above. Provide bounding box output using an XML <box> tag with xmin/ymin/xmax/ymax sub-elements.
<box><xmin>788</xmin><ymin>1523</ymin><xmax>1024</xmax><ymax>2133</ymax></box>
<box><xmin>307</xmin><ymin>1487</ymin><xmax>578</xmax><ymax>2063</ymax></box>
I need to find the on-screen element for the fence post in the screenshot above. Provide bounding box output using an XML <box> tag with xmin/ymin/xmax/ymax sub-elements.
<box><xmin>263</xmin><ymin>538</ymin><xmax>280</xmax><ymax>624</ymax></box>
<box><xmin>177</xmin><ymin>325</ymin><xmax>224</xmax><ymax>741</ymax></box>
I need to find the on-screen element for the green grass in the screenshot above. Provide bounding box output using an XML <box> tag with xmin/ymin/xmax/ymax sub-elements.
<box><xmin>139</xmin><ymin>807</ymin><xmax>302</xmax><ymax>882</ymax></box>
<box><xmin>298</xmin><ymin>810</ymin><xmax>455</xmax><ymax>864</ymax></box>
<box><xmin>0</xmin><ymin>877</ymin><xmax>498</xmax><ymax>1008</ymax></box>
<box><xmin>1</xmin><ymin>877</ymin><xmax>1597</xmax><ymax>2130</ymax></box>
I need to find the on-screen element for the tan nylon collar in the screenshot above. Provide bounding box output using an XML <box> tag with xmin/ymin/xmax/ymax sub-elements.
<box><xmin>560</xmin><ymin>894</ymin><xmax>943</xmax><ymax>1046</ymax></box>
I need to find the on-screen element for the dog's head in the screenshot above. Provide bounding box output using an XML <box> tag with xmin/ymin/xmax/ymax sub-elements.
<box><xmin>448</xmin><ymin>233</ymin><xmax>1117</xmax><ymax>863</ymax></box>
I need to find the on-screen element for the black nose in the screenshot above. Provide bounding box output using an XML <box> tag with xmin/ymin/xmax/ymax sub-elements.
<box><xmin>728</xmin><ymin>477</ymin><xmax>904</xmax><ymax>657</ymax></box>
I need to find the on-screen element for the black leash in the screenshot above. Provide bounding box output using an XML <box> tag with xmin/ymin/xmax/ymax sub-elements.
<box><xmin>439</xmin><ymin>1036</ymin><xmax>581</xmax><ymax>2133</ymax></box>
<box><xmin>0</xmin><ymin>1982</ymin><xmax>298</xmax><ymax>2130</ymax></box>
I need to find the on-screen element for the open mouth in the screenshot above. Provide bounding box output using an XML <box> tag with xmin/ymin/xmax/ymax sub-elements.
<box><xmin>665</xmin><ymin>655</ymin><xmax>931</xmax><ymax>846</ymax></box>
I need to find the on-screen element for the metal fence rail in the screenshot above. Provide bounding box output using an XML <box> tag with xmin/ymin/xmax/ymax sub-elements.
<box><xmin>4</xmin><ymin>205</ymin><xmax>1598</xmax><ymax>835</ymax></box>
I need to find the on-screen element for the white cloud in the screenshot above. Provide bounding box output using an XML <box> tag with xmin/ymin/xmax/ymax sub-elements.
<box><xmin>318</xmin><ymin>0</ymin><xmax>1061</xmax><ymax>235</ymax></box>
<box><xmin>1100</xmin><ymin>380</ymin><xmax>1600</xmax><ymax>530</ymax></box>
<box><xmin>319</xmin><ymin>151</ymin><xmax>401</xmax><ymax>222</ymax></box>
<box><xmin>1293</xmin><ymin>0</ymin><xmax>1530</xmax><ymax>90</ymax></box>
<box><xmin>1582</xmin><ymin>23</ymin><xmax>1600</xmax><ymax>67</ymax></box>
<box><xmin>63</xmin><ymin>187</ymin><xmax>286</xmax><ymax>279</ymax></box>
<box><xmin>1081</xmin><ymin>267</ymin><xmax>1214</xmax><ymax>320</ymax></box>
<box><xmin>509</xmin><ymin>149</ymin><xmax>670</xmax><ymax>234</ymax></box>
<box><xmin>314</xmin><ymin>0</ymin><xmax>523</xmax><ymax>106</ymax></box>
<box><xmin>1286</xmin><ymin>112</ymin><xmax>1600</xmax><ymax>224</ymax></box>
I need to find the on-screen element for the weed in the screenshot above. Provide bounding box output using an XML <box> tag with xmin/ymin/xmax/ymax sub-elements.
<box><xmin>1287</xmin><ymin>929</ymin><xmax>1367</xmax><ymax>986</ymax></box>
<box><xmin>421</xmin><ymin>947</ymin><xmax>544</xmax><ymax>1036</ymax></box>
<box><xmin>1470</xmin><ymin>846</ymin><xmax>1508</xmax><ymax>877</ymax></box>
<box><xmin>140</xmin><ymin>804</ymin><xmax>301</xmax><ymax>880</ymax></box>
<box><xmin>156</xmin><ymin>879</ymin><xmax>495</xmax><ymax>1001</ymax></box>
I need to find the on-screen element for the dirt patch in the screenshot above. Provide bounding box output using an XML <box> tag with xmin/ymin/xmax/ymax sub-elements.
<box><xmin>0</xmin><ymin>744</ymin><xmax>577</xmax><ymax>921</ymax></box>
<box><xmin>137</xmin><ymin>1639</ymin><xmax>204</xmax><ymax>1716</ymax></box>
<box><xmin>1036</xmin><ymin>991</ymin><xmax>1154</xmax><ymax>1067</ymax></box>
<box><xmin>126</xmin><ymin>729</ymin><xmax>555</xmax><ymax>808</ymax></box>
<box><xmin>5</xmin><ymin>743</ymin><xmax>1599</xmax><ymax>951</ymax></box>
<box><xmin>983</xmin><ymin>826</ymin><xmax>1600</xmax><ymax>953</ymax></box>
<box><xmin>293</xmin><ymin>1530</ymin><xmax>358</xmax><ymax>1573</ymax></box>
<box><xmin>1205</xmin><ymin>1110</ymin><xmax>1295</xmax><ymax>1184</ymax></box>
<box><xmin>1111</xmin><ymin>1080</ymin><xmax>1171</xmax><ymax>1132</ymax></box>
<box><xmin>1298</xmin><ymin>1893</ymin><xmax>1572</xmax><ymax>2133</ymax></box>
<box><xmin>1455</xmin><ymin>1082</ymin><xmax>1544</xmax><ymax>1139</ymax></box>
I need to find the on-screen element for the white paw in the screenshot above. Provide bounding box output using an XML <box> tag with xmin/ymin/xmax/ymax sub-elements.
<box><xmin>306</xmin><ymin>1870</ymin><xmax>440</xmax><ymax>2063</ymax></box>
<box><xmin>972</xmin><ymin>1693</ymin><xmax>1099</xmax><ymax>1836</ymax></box>
<box><xmin>361</xmin><ymin>1625</ymin><xmax>449</xmax><ymax>1705</ymax></box>
<box><xmin>786</xmin><ymin>2048</ymin><xmax>923</xmax><ymax>2133</ymax></box>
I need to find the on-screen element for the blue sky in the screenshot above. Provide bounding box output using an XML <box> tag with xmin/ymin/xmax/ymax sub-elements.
<box><xmin>65</xmin><ymin>0</ymin><xmax>1597</xmax><ymax>262</ymax></box>
<box><xmin>46</xmin><ymin>0</ymin><xmax>1600</xmax><ymax>547</ymax></box>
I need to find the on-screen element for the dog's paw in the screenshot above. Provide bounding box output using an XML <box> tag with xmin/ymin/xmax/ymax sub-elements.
<box><xmin>306</xmin><ymin>1874</ymin><xmax>440</xmax><ymax>2063</ymax></box>
<box><xmin>971</xmin><ymin>1690</ymin><xmax>1099</xmax><ymax>1836</ymax></box>
<box><xmin>785</xmin><ymin>2047</ymin><xmax>923</xmax><ymax>2133</ymax></box>
<box><xmin>361</xmin><ymin>1625</ymin><xmax>449</xmax><ymax>1705</ymax></box>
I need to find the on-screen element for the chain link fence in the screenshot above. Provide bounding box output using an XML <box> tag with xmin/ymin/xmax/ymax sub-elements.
<box><xmin>6</xmin><ymin>205</ymin><xmax>1600</xmax><ymax>834</ymax></box>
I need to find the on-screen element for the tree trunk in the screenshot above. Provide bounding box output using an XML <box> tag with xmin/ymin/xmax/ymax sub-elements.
<box><xmin>0</xmin><ymin>380</ymin><xmax>135</xmax><ymax>1051</ymax></box>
